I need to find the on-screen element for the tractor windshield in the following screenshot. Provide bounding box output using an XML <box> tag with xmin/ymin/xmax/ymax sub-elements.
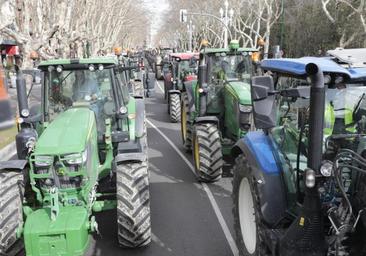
<box><xmin>178</xmin><ymin>60</ymin><xmax>197</xmax><ymax>77</ymax></box>
<box><xmin>44</xmin><ymin>68</ymin><xmax>115</xmax><ymax>123</ymax></box>
<box><xmin>277</xmin><ymin>77</ymin><xmax>366</xmax><ymax>136</ymax></box>
<box><xmin>209</xmin><ymin>53</ymin><xmax>252</xmax><ymax>82</ymax></box>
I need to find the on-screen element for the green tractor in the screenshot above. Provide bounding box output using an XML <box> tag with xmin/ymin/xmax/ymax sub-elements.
<box><xmin>180</xmin><ymin>40</ymin><xmax>257</xmax><ymax>182</ymax></box>
<box><xmin>232</xmin><ymin>49</ymin><xmax>366</xmax><ymax>255</ymax></box>
<box><xmin>0</xmin><ymin>57</ymin><xmax>150</xmax><ymax>256</ymax></box>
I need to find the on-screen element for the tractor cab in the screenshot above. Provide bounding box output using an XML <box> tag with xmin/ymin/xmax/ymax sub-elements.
<box><xmin>37</xmin><ymin>58</ymin><xmax>131</xmax><ymax>144</ymax></box>
<box><xmin>232</xmin><ymin>48</ymin><xmax>366</xmax><ymax>256</ymax></box>
<box><xmin>201</xmin><ymin>43</ymin><xmax>254</xmax><ymax>118</ymax></box>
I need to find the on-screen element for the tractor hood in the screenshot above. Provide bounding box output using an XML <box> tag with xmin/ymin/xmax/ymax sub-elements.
<box><xmin>225</xmin><ymin>81</ymin><xmax>252</xmax><ymax>105</ymax></box>
<box><xmin>35</xmin><ymin>108</ymin><xmax>95</xmax><ymax>155</ymax></box>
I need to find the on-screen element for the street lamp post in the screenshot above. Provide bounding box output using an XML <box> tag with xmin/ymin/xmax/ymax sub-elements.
<box><xmin>187</xmin><ymin>20</ymin><xmax>195</xmax><ymax>52</ymax></box>
<box><xmin>220</xmin><ymin>1</ymin><xmax>234</xmax><ymax>48</ymax></box>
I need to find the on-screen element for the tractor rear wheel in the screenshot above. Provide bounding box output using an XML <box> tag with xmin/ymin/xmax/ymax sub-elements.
<box><xmin>116</xmin><ymin>161</ymin><xmax>151</xmax><ymax>248</ymax></box>
<box><xmin>193</xmin><ymin>123</ymin><xmax>223</xmax><ymax>182</ymax></box>
<box><xmin>180</xmin><ymin>92</ymin><xmax>192</xmax><ymax>152</ymax></box>
<box><xmin>232</xmin><ymin>154</ymin><xmax>269</xmax><ymax>256</ymax></box>
<box><xmin>0</xmin><ymin>171</ymin><xmax>24</xmax><ymax>256</ymax></box>
<box><xmin>169</xmin><ymin>94</ymin><xmax>181</xmax><ymax>123</ymax></box>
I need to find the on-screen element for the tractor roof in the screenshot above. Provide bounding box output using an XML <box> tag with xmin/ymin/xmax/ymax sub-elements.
<box><xmin>261</xmin><ymin>57</ymin><xmax>366</xmax><ymax>81</ymax></box>
<box><xmin>170</xmin><ymin>52</ymin><xmax>199</xmax><ymax>60</ymax></box>
<box><xmin>201</xmin><ymin>47</ymin><xmax>258</xmax><ymax>55</ymax></box>
<box><xmin>327</xmin><ymin>48</ymin><xmax>366</xmax><ymax>68</ymax></box>
<box><xmin>38</xmin><ymin>57</ymin><xmax>118</xmax><ymax>67</ymax></box>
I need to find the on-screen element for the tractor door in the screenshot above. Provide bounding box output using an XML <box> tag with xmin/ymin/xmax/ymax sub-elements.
<box><xmin>204</xmin><ymin>54</ymin><xmax>225</xmax><ymax>116</ymax></box>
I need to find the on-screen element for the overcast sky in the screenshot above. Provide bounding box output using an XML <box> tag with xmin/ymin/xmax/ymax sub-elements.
<box><xmin>142</xmin><ymin>0</ymin><xmax>169</xmax><ymax>46</ymax></box>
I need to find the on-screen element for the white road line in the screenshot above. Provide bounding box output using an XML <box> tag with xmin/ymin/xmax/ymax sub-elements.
<box><xmin>155</xmin><ymin>80</ymin><xmax>164</xmax><ymax>93</ymax></box>
<box><xmin>146</xmin><ymin>119</ymin><xmax>239</xmax><ymax>256</ymax></box>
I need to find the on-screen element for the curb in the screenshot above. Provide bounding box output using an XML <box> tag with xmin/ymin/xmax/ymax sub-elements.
<box><xmin>0</xmin><ymin>141</ymin><xmax>16</xmax><ymax>161</ymax></box>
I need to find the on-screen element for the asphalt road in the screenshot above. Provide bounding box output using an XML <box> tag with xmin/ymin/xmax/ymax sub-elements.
<box><xmin>86</xmin><ymin>81</ymin><xmax>238</xmax><ymax>256</ymax></box>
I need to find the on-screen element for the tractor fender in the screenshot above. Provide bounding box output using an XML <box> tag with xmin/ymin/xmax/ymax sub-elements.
<box><xmin>232</xmin><ymin>131</ymin><xmax>287</xmax><ymax>227</ymax></box>
<box><xmin>168</xmin><ymin>89</ymin><xmax>180</xmax><ymax>95</ymax></box>
<box><xmin>0</xmin><ymin>160</ymin><xmax>27</xmax><ymax>171</ymax></box>
<box><xmin>184</xmin><ymin>81</ymin><xmax>195</xmax><ymax>113</ymax></box>
<box><xmin>195</xmin><ymin>116</ymin><xmax>219</xmax><ymax>125</ymax></box>
<box><xmin>135</xmin><ymin>98</ymin><xmax>145</xmax><ymax>138</ymax></box>
<box><xmin>115</xmin><ymin>152</ymin><xmax>147</xmax><ymax>164</ymax></box>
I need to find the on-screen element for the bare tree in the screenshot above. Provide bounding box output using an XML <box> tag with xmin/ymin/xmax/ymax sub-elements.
<box><xmin>321</xmin><ymin>0</ymin><xmax>366</xmax><ymax>47</ymax></box>
<box><xmin>0</xmin><ymin>0</ymin><xmax>149</xmax><ymax>67</ymax></box>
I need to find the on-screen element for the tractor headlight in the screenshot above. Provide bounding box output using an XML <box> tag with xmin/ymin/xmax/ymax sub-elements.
<box><xmin>305</xmin><ymin>168</ymin><xmax>316</xmax><ymax>188</ymax></box>
<box><xmin>56</xmin><ymin>65</ymin><xmax>63</xmax><ymax>73</ymax></box>
<box><xmin>320</xmin><ymin>161</ymin><xmax>333</xmax><ymax>177</ymax></box>
<box><xmin>239</xmin><ymin>104</ymin><xmax>252</xmax><ymax>113</ymax></box>
<box><xmin>35</xmin><ymin>155</ymin><xmax>53</xmax><ymax>167</ymax></box>
<box><xmin>21</xmin><ymin>109</ymin><xmax>30</xmax><ymax>117</ymax></box>
<box><xmin>64</xmin><ymin>151</ymin><xmax>87</xmax><ymax>165</ymax></box>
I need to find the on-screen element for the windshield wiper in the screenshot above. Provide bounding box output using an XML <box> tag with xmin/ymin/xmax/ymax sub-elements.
<box><xmin>58</xmin><ymin>71</ymin><xmax>73</xmax><ymax>85</ymax></box>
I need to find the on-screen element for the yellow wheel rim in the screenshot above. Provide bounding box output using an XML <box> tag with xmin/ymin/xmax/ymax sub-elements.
<box><xmin>181</xmin><ymin>103</ymin><xmax>187</xmax><ymax>142</ymax></box>
<box><xmin>194</xmin><ymin>135</ymin><xmax>200</xmax><ymax>170</ymax></box>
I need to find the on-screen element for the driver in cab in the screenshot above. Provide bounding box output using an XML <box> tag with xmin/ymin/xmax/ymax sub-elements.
<box><xmin>72</xmin><ymin>71</ymin><xmax>100</xmax><ymax>102</ymax></box>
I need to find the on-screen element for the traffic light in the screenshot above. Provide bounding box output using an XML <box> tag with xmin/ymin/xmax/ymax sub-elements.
<box><xmin>179</xmin><ymin>9</ymin><xmax>188</xmax><ymax>23</ymax></box>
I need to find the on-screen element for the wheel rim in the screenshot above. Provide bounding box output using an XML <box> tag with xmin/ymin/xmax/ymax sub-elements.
<box><xmin>238</xmin><ymin>177</ymin><xmax>257</xmax><ymax>254</ymax></box>
<box><xmin>181</xmin><ymin>103</ymin><xmax>187</xmax><ymax>142</ymax></box>
<box><xmin>194</xmin><ymin>135</ymin><xmax>200</xmax><ymax>170</ymax></box>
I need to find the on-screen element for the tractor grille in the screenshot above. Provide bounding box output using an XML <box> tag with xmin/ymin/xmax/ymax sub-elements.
<box><xmin>33</xmin><ymin>156</ymin><xmax>84</xmax><ymax>190</ymax></box>
<box><xmin>240</xmin><ymin>112</ymin><xmax>252</xmax><ymax>130</ymax></box>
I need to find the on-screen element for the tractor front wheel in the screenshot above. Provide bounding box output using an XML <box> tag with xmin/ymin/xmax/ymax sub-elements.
<box><xmin>116</xmin><ymin>161</ymin><xmax>151</xmax><ymax>248</ymax></box>
<box><xmin>193</xmin><ymin>123</ymin><xmax>223</xmax><ymax>182</ymax></box>
<box><xmin>0</xmin><ymin>171</ymin><xmax>24</xmax><ymax>256</ymax></box>
<box><xmin>169</xmin><ymin>94</ymin><xmax>181</xmax><ymax>123</ymax></box>
<box><xmin>232</xmin><ymin>154</ymin><xmax>269</xmax><ymax>256</ymax></box>
<box><xmin>180</xmin><ymin>92</ymin><xmax>192</xmax><ymax>152</ymax></box>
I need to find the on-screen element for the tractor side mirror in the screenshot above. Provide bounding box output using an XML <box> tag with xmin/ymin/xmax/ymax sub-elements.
<box><xmin>189</xmin><ymin>57</ymin><xmax>197</xmax><ymax>68</ymax></box>
<box><xmin>251</xmin><ymin>76</ymin><xmax>276</xmax><ymax>129</ymax></box>
<box><xmin>281</xmin><ymin>86</ymin><xmax>310</xmax><ymax>99</ymax></box>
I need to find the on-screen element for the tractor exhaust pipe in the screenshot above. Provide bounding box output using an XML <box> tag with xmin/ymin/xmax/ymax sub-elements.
<box><xmin>16</xmin><ymin>71</ymin><xmax>30</xmax><ymax>119</ymax></box>
<box><xmin>279</xmin><ymin>63</ymin><xmax>327</xmax><ymax>256</ymax></box>
<box><xmin>306</xmin><ymin>63</ymin><xmax>325</xmax><ymax>170</ymax></box>
<box><xmin>198</xmin><ymin>54</ymin><xmax>207</xmax><ymax>116</ymax></box>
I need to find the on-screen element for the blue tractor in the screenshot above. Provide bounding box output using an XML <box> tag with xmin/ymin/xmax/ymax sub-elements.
<box><xmin>232</xmin><ymin>48</ymin><xmax>366</xmax><ymax>255</ymax></box>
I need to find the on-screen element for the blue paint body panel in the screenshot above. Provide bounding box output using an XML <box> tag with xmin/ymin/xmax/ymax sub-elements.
<box><xmin>243</xmin><ymin>131</ymin><xmax>280</xmax><ymax>175</ymax></box>
<box><xmin>261</xmin><ymin>57</ymin><xmax>366</xmax><ymax>80</ymax></box>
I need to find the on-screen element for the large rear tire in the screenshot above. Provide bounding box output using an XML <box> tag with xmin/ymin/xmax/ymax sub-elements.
<box><xmin>180</xmin><ymin>92</ymin><xmax>192</xmax><ymax>152</ymax></box>
<box><xmin>232</xmin><ymin>154</ymin><xmax>269</xmax><ymax>256</ymax></box>
<box><xmin>193</xmin><ymin>123</ymin><xmax>223</xmax><ymax>182</ymax></box>
<box><xmin>117</xmin><ymin>161</ymin><xmax>151</xmax><ymax>248</ymax></box>
<box><xmin>169</xmin><ymin>94</ymin><xmax>181</xmax><ymax>123</ymax></box>
<box><xmin>0</xmin><ymin>172</ymin><xmax>24</xmax><ymax>256</ymax></box>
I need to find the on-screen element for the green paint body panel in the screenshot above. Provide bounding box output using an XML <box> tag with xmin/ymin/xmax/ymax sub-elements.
<box><xmin>24</xmin><ymin>207</ymin><xmax>89</xmax><ymax>256</ymax></box>
<box><xmin>35</xmin><ymin>108</ymin><xmax>94</xmax><ymax>155</ymax></box>
<box><xmin>225</xmin><ymin>81</ymin><xmax>251</xmax><ymax>105</ymax></box>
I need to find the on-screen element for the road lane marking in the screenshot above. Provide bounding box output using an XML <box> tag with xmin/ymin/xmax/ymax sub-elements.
<box><xmin>155</xmin><ymin>80</ymin><xmax>164</xmax><ymax>93</ymax></box>
<box><xmin>146</xmin><ymin>119</ymin><xmax>239</xmax><ymax>256</ymax></box>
